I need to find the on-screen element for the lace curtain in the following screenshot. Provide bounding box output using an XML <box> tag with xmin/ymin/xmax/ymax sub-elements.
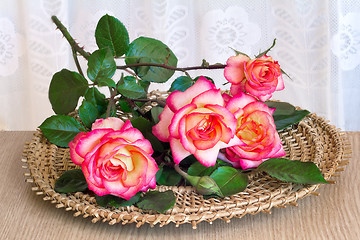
<box><xmin>0</xmin><ymin>0</ymin><xmax>359</xmax><ymax>130</ymax></box>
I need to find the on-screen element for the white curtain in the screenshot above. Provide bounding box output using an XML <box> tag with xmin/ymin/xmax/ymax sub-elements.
<box><xmin>0</xmin><ymin>0</ymin><xmax>359</xmax><ymax>130</ymax></box>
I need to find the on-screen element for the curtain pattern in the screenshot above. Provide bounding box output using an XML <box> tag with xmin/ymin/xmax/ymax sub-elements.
<box><xmin>0</xmin><ymin>0</ymin><xmax>359</xmax><ymax>130</ymax></box>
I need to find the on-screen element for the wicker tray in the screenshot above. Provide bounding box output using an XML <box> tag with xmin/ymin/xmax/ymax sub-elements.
<box><xmin>22</xmin><ymin>113</ymin><xmax>351</xmax><ymax>229</ymax></box>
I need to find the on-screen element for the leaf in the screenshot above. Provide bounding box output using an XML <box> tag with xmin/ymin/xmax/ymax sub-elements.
<box><xmin>95</xmin><ymin>14</ymin><xmax>129</xmax><ymax>57</ymax></box>
<box><xmin>49</xmin><ymin>69</ymin><xmax>88</xmax><ymax>114</ymax></box>
<box><xmin>95</xmin><ymin>192</ymin><xmax>141</xmax><ymax>208</ymax></box>
<box><xmin>125</xmin><ymin>37</ymin><xmax>178</xmax><ymax>83</ymax></box>
<box><xmin>265</xmin><ymin>101</ymin><xmax>310</xmax><ymax>130</ymax></box>
<box><xmin>187</xmin><ymin>161</ymin><xmax>217</xmax><ymax>176</ymax></box>
<box><xmin>39</xmin><ymin>115</ymin><xmax>86</xmax><ymax>147</ymax></box>
<box><xmin>54</xmin><ymin>169</ymin><xmax>88</xmax><ymax>193</ymax></box>
<box><xmin>117</xmin><ymin>76</ymin><xmax>147</xmax><ymax>99</ymax></box>
<box><xmin>210</xmin><ymin>166</ymin><xmax>248</xmax><ymax>197</ymax></box>
<box><xmin>151</xmin><ymin>106</ymin><xmax>163</xmax><ymax>124</ymax></box>
<box><xmin>129</xmin><ymin>116</ymin><xmax>164</xmax><ymax>151</ymax></box>
<box><xmin>79</xmin><ymin>100</ymin><xmax>99</xmax><ymax>128</ymax></box>
<box><xmin>144</xmin><ymin>131</ymin><xmax>164</xmax><ymax>152</ymax></box>
<box><xmin>139</xmin><ymin>79</ymin><xmax>151</xmax><ymax>93</ymax></box>
<box><xmin>256</xmin><ymin>38</ymin><xmax>277</xmax><ymax>58</ymax></box>
<box><xmin>87</xmin><ymin>48</ymin><xmax>116</xmax><ymax>83</ymax></box>
<box><xmin>257</xmin><ymin>158</ymin><xmax>328</xmax><ymax>184</ymax></box>
<box><xmin>84</xmin><ymin>87</ymin><xmax>107</xmax><ymax>115</ymax></box>
<box><xmin>136</xmin><ymin>190</ymin><xmax>176</xmax><ymax>213</ymax></box>
<box><xmin>97</xmin><ymin>78</ymin><xmax>116</xmax><ymax>88</ymax></box>
<box><xmin>118</xmin><ymin>98</ymin><xmax>132</xmax><ymax>112</ymax></box>
<box><xmin>155</xmin><ymin>165</ymin><xmax>182</xmax><ymax>186</ymax></box>
<box><xmin>169</xmin><ymin>76</ymin><xmax>194</xmax><ymax>92</ymax></box>
<box><xmin>229</xmin><ymin>47</ymin><xmax>250</xmax><ymax>58</ymax></box>
<box><xmin>265</xmin><ymin>101</ymin><xmax>296</xmax><ymax>115</ymax></box>
<box><xmin>273</xmin><ymin>110</ymin><xmax>310</xmax><ymax>130</ymax></box>
<box><xmin>130</xmin><ymin>117</ymin><xmax>152</xmax><ymax>134</ymax></box>
<box><xmin>178</xmin><ymin>155</ymin><xmax>198</xmax><ymax>168</ymax></box>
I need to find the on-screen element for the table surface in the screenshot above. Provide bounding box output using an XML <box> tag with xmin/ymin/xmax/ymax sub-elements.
<box><xmin>0</xmin><ymin>131</ymin><xmax>359</xmax><ymax>240</ymax></box>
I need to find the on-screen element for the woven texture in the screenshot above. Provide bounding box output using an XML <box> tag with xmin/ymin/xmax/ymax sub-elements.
<box><xmin>22</xmin><ymin>98</ymin><xmax>352</xmax><ymax>228</ymax></box>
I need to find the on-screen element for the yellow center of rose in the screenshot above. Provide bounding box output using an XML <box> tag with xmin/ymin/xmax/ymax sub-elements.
<box><xmin>112</xmin><ymin>147</ymin><xmax>134</xmax><ymax>171</ymax></box>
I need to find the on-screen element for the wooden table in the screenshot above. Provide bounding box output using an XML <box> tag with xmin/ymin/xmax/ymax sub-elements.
<box><xmin>0</xmin><ymin>131</ymin><xmax>359</xmax><ymax>240</ymax></box>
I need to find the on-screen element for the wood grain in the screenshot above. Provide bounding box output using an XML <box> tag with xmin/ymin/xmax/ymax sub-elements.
<box><xmin>0</xmin><ymin>131</ymin><xmax>359</xmax><ymax>240</ymax></box>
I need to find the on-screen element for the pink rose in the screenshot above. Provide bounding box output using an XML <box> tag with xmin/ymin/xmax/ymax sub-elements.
<box><xmin>224</xmin><ymin>54</ymin><xmax>284</xmax><ymax>101</ymax></box>
<box><xmin>152</xmin><ymin>77</ymin><xmax>240</xmax><ymax>167</ymax></box>
<box><xmin>69</xmin><ymin>117</ymin><xmax>158</xmax><ymax>200</ymax></box>
<box><xmin>224</xmin><ymin>93</ymin><xmax>286</xmax><ymax>169</ymax></box>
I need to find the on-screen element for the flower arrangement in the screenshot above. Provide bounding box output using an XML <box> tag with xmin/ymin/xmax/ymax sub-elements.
<box><xmin>39</xmin><ymin>15</ymin><xmax>327</xmax><ymax>213</ymax></box>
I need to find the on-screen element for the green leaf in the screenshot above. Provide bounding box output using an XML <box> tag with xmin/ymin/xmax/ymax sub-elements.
<box><xmin>49</xmin><ymin>69</ymin><xmax>88</xmax><ymax>115</ymax></box>
<box><xmin>273</xmin><ymin>110</ymin><xmax>310</xmax><ymax>130</ymax></box>
<box><xmin>95</xmin><ymin>14</ymin><xmax>129</xmax><ymax>57</ymax></box>
<box><xmin>179</xmin><ymin>155</ymin><xmax>198</xmax><ymax>168</ymax></box>
<box><xmin>55</xmin><ymin>169</ymin><xmax>88</xmax><ymax>193</ymax></box>
<box><xmin>118</xmin><ymin>98</ymin><xmax>132</xmax><ymax>112</ymax></box>
<box><xmin>130</xmin><ymin>117</ymin><xmax>152</xmax><ymax>134</ymax></box>
<box><xmin>129</xmin><ymin>116</ymin><xmax>164</xmax><ymax>151</ymax></box>
<box><xmin>39</xmin><ymin>115</ymin><xmax>86</xmax><ymax>147</ymax></box>
<box><xmin>136</xmin><ymin>190</ymin><xmax>176</xmax><ymax>213</ymax></box>
<box><xmin>151</xmin><ymin>106</ymin><xmax>163</xmax><ymax>124</ymax></box>
<box><xmin>265</xmin><ymin>101</ymin><xmax>310</xmax><ymax>130</ymax></box>
<box><xmin>210</xmin><ymin>166</ymin><xmax>248</xmax><ymax>197</ymax></box>
<box><xmin>155</xmin><ymin>166</ymin><xmax>180</xmax><ymax>185</ymax></box>
<box><xmin>95</xmin><ymin>192</ymin><xmax>141</xmax><ymax>208</ymax></box>
<box><xmin>125</xmin><ymin>37</ymin><xmax>178</xmax><ymax>83</ymax></box>
<box><xmin>256</xmin><ymin>38</ymin><xmax>277</xmax><ymax>58</ymax></box>
<box><xmin>139</xmin><ymin>79</ymin><xmax>151</xmax><ymax>93</ymax></box>
<box><xmin>229</xmin><ymin>47</ymin><xmax>250</xmax><ymax>59</ymax></box>
<box><xmin>155</xmin><ymin>165</ymin><xmax>182</xmax><ymax>186</ymax></box>
<box><xmin>79</xmin><ymin>100</ymin><xmax>99</xmax><ymax>128</ymax></box>
<box><xmin>257</xmin><ymin>158</ymin><xmax>328</xmax><ymax>184</ymax></box>
<box><xmin>265</xmin><ymin>101</ymin><xmax>296</xmax><ymax>115</ymax></box>
<box><xmin>144</xmin><ymin>131</ymin><xmax>164</xmax><ymax>152</ymax></box>
<box><xmin>97</xmin><ymin>78</ymin><xmax>116</xmax><ymax>88</ymax></box>
<box><xmin>187</xmin><ymin>161</ymin><xmax>217</xmax><ymax>177</ymax></box>
<box><xmin>117</xmin><ymin>76</ymin><xmax>147</xmax><ymax>99</ymax></box>
<box><xmin>169</xmin><ymin>76</ymin><xmax>194</xmax><ymax>92</ymax></box>
<box><xmin>87</xmin><ymin>48</ymin><xmax>116</xmax><ymax>83</ymax></box>
<box><xmin>84</xmin><ymin>87</ymin><xmax>107</xmax><ymax>115</ymax></box>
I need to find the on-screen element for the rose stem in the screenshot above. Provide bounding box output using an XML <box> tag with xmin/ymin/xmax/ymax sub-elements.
<box><xmin>51</xmin><ymin>15</ymin><xmax>227</xmax><ymax>72</ymax></box>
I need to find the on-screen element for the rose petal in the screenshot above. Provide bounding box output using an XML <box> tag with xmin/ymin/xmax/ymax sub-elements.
<box><xmin>75</xmin><ymin>129</ymin><xmax>112</xmax><ymax>158</ymax></box>
<box><xmin>224</xmin><ymin>54</ymin><xmax>250</xmax><ymax>84</ymax></box>
<box><xmin>192</xmin><ymin>89</ymin><xmax>224</xmax><ymax>107</ymax></box>
<box><xmin>152</xmin><ymin>105</ymin><xmax>174</xmax><ymax>142</ymax></box>
<box><xmin>92</xmin><ymin>117</ymin><xmax>124</xmax><ymax>131</ymax></box>
<box><xmin>276</xmin><ymin>75</ymin><xmax>285</xmax><ymax>91</ymax></box>
<box><xmin>193</xmin><ymin>144</ymin><xmax>221</xmax><ymax>167</ymax></box>
<box><xmin>168</xmin><ymin>104</ymin><xmax>196</xmax><ymax>138</ymax></box>
<box><xmin>69</xmin><ymin>132</ymin><xmax>86</xmax><ymax>165</ymax></box>
<box><xmin>230</xmin><ymin>82</ymin><xmax>246</xmax><ymax>96</ymax></box>
<box><xmin>169</xmin><ymin>138</ymin><xmax>191</xmax><ymax>164</ymax></box>
<box><xmin>226</xmin><ymin>93</ymin><xmax>257</xmax><ymax>114</ymax></box>
<box><xmin>166</xmin><ymin>77</ymin><xmax>215</xmax><ymax>112</ymax></box>
<box><xmin>82</xmin><ymin>164</ymin><xmax>110</xmax><ymax>196</ymax></box>
<box><xmin>239</xmin><ymin>159</ymin><xmax>265</xmax><ymax>170</ymax></box>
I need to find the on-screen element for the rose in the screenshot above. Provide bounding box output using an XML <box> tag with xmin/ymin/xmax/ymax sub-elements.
<box><xmin>224</xmin><ymin>54</ymin><xmax>284</xmax><ymax>101</ymax></box>
<box><xmin>69</xmin><ymin>117</ymin><xmax>158</xmax><ymax>200</ymax></box>
<box><xmin>152</xmin><ymin>77</ymin><xmax>241</xmax><ymax>167</ymax></box>
<box><xmin>222</xmin><ymin>93</ymin><xmax>286</xmax><ymax>169</ymax></box>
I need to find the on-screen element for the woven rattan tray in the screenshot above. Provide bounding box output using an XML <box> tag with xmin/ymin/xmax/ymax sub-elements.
<box><xmin>22</xmin><ymin>112</ymin><xmax>351</xmax><ymax>229</ymax></box>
